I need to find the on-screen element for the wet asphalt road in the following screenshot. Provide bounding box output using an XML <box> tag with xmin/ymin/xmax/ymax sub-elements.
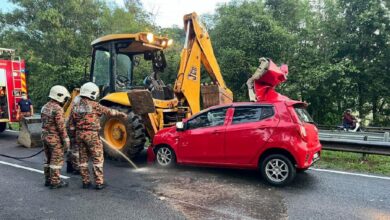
<box><xmin>0</xmin><ymin>130</ymin><xmax>389</xmax><ymax>220</ymax></box>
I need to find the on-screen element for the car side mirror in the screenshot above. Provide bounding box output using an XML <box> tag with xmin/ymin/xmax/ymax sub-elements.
<box><xmin>176</xmin><ymin>122</ymin><xmax>185</xmax><ymax>131</ymax></box>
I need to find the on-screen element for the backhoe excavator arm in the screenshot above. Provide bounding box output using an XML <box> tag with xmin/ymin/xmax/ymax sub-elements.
<box><xmin>174</xmin><ymin>12</ymin><xmax>233</xmax><ymax>114</ymax></box>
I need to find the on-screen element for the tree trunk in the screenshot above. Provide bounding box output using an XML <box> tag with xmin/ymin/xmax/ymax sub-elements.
<box><xmin>372</xmin><ymin>96</ymin><xmax>378</xmax><ymax>126</ymax></box>
<box><xmin>357</xmin><ymin>84</ymin><xmax>363</xmax><ymax>117</ymax></box>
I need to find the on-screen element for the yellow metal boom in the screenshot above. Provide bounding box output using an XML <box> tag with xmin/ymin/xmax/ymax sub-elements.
<box><xmin>174</xmin><ymin>12</ymin><xmax>233</xmax><ymax>114</ymax></box>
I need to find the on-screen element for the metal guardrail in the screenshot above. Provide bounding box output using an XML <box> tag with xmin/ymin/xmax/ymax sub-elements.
<box><xmin>319</xmin><ymin>130</ymin><xmax>390</xmax><ymax>156</ymax></box>
<box><xmin>317</xmin><ymin>125</ymin><xmax>390</xmax><ymax>133</ymax></box>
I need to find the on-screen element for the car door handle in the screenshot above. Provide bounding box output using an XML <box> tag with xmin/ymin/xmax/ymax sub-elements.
<box><xmin>212</xmin><ymin>130</ymin><xmax>223</xmax><ymax>134</ymax></box>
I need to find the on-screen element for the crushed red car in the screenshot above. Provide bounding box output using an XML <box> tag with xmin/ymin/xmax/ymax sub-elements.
<box><xmin>148</xmin><ymin>58</ymin><xmax>321</xmax><ymax>186</ymax></box>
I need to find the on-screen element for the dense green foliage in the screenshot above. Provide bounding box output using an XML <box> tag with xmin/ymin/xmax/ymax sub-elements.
<box><xmin>1</xmin><ymin>0</ymin><xmax>389</xmax><ymax>126</ymax></box>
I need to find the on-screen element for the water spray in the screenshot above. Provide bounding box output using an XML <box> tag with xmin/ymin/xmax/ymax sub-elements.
<box><xmin>100</xmin><ymin>137</ymin><xmax>139</xmax><ymax>169</ymax></box>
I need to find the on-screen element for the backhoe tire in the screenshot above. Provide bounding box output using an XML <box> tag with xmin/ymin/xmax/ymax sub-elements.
<box><xmin>0</xmin><ymin>122</ymin><xmax>6</xmax><ymax>133</ymax></box>
<box><xmin>100</xmin><ymin>106</ymin><xmax>146</xmax><ymax>159</ymax></box>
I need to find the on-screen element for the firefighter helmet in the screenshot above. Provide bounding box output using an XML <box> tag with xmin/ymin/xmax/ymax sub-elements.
<box><xmin>49</xmin><ymin>85</ymin><xmax>71</xmax><ymax>103</ymax></box>
<box><xmin>80</xmin><ymin>82</ymin><xmax>99</xmax><ymax>100</ymax></box>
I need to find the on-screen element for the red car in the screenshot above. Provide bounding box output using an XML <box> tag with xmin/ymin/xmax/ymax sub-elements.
<box><xmin>148</xmin><ymin>100</ymin><xmax>321</xmax><ymax>186</ymax></box>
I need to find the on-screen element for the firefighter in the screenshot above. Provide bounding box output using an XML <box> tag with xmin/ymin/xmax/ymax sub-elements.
<box><xmin>41</xmin><ymin>85</ymin><xmax>71</xmax><ymax>189</ymax></box>
<box><xmin>71</xmin><ymin>82</ymin><xmax>126</xmax><ymax>190</ymax></box>
<box><xmin>66</xmin><ymin>95</ymin><xmax>81</xmax><ymax>175</ymax></box>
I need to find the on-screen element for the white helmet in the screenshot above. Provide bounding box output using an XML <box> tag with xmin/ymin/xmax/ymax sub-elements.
<box><xmin>80</xmin><ymin>82</ymin><xmax>99</xmax><ymax>100</ymax></box>
<box><xmin>49</xmin><ymin>85</ymin><xmax>71</xmax><ymax>103</ymax></box>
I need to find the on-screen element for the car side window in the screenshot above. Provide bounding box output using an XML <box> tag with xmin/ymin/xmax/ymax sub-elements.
<box><xmin>187</xmin><ymin>108</ymin><xmax>227</xmax><ymax>130</ymax></box>
<box><xmin>232</xmin><ymin>106</ymin><xmax>274</xmax><ymax>124</ymax></box>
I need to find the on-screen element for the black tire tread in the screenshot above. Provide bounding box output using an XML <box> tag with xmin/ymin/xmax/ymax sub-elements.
<box><xmin>100</xmin><ymin>106</ymin><xmax>146</xmax><ymax>159</ymax></box>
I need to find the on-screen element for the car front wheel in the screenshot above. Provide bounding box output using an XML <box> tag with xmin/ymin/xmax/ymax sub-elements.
<box><xmin>156</xmin><ymin>146</ymin><xmax>176</xmax><ymax>168</ymax></box>
<box><xmin>260</xmin><ymin>154</ymin><xmax>296</xmax><ymax>186</ymax></box>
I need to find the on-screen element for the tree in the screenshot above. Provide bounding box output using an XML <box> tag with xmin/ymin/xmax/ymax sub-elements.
<box><xmin>210</xmin><ymin>0</ymin><xmax>293</xmax><ymax>100</ymax></box>
<box><xmin>0</xmin><ymin>0</ymin><xmax>156</xmax><ymax>108</ymax></box>
<box><xmin>0</xmin><ymin>0</ymin><xmax>107</xmax><ymax>107</ymax></box>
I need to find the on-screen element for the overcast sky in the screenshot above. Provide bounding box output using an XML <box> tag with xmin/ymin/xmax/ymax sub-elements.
<box><xmin>135</xmin><ymin>0</ymin><xmax>231</xmax><ymax>27</ymax></box>
<box><xmin>2</xmin><ymin>0</ymin><xmax>231</xmax><ymax>27</ymax></box>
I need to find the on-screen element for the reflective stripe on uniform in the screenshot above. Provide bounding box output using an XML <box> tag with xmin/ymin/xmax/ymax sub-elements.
<box><xmin>43</xmin><ymin>164</ymin><xmax>49</xmax><ymax>167</ymax></box>
<box><xmin>79</xmin><ymin>163</ymin><xmax>88</xmax><ymax>167</ymax></box>
<box><xmin>93</xmin><ymin>163</ymin><xmax>104</xmax><ymax>168</ymax></box>
<box><xmin>72</xmin><ymin>152</ymin><xmax>79</xmax><ymax>157</ymax></box>
<box><xmin>49</xmin><ymin>165</ymin><xmax>62</xmax><ymax>169</ymax></box>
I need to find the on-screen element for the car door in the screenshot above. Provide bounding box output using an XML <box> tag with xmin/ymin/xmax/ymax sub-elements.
<box><xmin>178</xmin><ymin>107</ymin><xmax>228</xmax><ymax>164</ymax></box>
<box><xmin>224</xmin><ymin>105</ymin><xmax>279</xmax><ymax>165</ymax></box>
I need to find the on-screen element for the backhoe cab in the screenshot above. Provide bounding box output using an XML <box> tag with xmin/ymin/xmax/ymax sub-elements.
<box><xmin>90</xmin><ymin>33</ymin><xmax>173</xmax><ymax>100</ymax></box>
<box><xmin>89</xmin><ymin>32</ymin><xmax>179</xmax><ymax>158</ymax></box>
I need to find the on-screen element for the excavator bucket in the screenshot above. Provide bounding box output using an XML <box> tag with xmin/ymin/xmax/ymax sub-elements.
<box><xmin>127</xmin><ymin>90</ymin><xmax>155</xmax><ymax>115</ymax></box>
<box><xmin>18</xmin><ymin>116</ymin><xmax>42</xmax><ymax>148</ymax></box>
<box><xmin>201</xmin><ymin>84</ymin><xmax>233</xmax><ymax>109</ymax></box>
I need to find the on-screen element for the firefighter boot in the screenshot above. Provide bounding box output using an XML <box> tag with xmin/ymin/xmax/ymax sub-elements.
<box><xmin>82</xmin><ymin>182</ymin><xmax>92</xmax><ymax>189</ymax></box>
<box><xmin>50</xmin><ymin>180</ymin><xmax>69</xmax><ymax>189</ymax></box>
<box><xmin>95</xmin><ymin>183</ymin><xmax>106</xmax><ymax>190</ymax></box>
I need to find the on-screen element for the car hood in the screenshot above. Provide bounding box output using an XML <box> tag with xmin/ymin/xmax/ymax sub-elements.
<box><xmin>154</xmin><ymin>126</ymin><xmax>177</xmax><ymax>141</ymax></box>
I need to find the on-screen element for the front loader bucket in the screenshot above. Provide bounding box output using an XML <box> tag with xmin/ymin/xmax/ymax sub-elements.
<box><xmin>18</xmin><ymin>116</ymin><xmax>42</xmax><ymax>148</ymax></box>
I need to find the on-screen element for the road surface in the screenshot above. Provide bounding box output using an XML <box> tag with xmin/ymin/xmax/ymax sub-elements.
<box><xmin>0</xmin><ymin>131</ymin><xmax>389</xmax><ymax>219</ymax></box>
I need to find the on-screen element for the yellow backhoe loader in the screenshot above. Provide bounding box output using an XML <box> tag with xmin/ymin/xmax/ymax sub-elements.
<box><xmin>19</xmin><ymin>12</ymin><xmax>233</xmax><ymax>159</ymax></box>
<box><xmin>91</xmin><ymin>12</ymin><xmax>232</xmax><ymax>159</ymax></box>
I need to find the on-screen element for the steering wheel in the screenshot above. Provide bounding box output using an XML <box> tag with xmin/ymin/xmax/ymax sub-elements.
<box><xmin>117</xmin><ymin>75</ymin><xmax>130</xmax><ymax>84</ymax></box>
<box><xmin>116</xmin><ymin>75</ymin><xmax>130</xmax><ymax>88</ymax></box>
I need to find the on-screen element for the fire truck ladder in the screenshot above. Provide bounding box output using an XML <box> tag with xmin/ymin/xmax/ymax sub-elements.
<box><xmin>10</xmin><ymin>57</ymin><xmax>23</xmax><ymax>111</ymax></box>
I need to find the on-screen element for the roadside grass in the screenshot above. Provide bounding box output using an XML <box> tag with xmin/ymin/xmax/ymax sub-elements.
<box><xmin>314</xmin><ymin>150</ymin><xmax>390</xmax><ymax>176</ymax></box>
<box><xmin>8</xmin><ymin>123</ymin><xmax>20</xmax><ymax>131</ymax></box>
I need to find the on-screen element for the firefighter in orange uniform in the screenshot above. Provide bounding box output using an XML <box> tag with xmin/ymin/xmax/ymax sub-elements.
<box><xmin>70</xmin><ymin>82</ymin><xmax>126</xmax><ymax>190</ymax></box>
<box><xmin>41</xmin><ymin>85</ymin><xmax>71</xmax><ymax>189</ymax></box>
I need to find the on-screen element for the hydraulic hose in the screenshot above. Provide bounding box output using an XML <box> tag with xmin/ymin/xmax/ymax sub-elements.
<box><xmin>0</xmin><ymin>148</ymin><xmax>44</xmax><ymax>160</ymax></box>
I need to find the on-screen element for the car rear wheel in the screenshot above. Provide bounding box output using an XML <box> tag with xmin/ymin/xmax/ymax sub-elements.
<box><xmin>156</xmin><ymin>146</ymin><xmax>176</xmax><ymax>168</ymax></box>
<box><xmin>260</xmin><ymin>154</ymin><xmax>296</xmax><ymax>186</ymax></box>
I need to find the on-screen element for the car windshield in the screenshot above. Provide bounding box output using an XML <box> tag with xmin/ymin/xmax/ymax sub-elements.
<box><xmin>294</xmin><ymin>107</ymin><xmax>314</xmax><ymax>123</ymax></box>
<box><xmin>92</xmin><ymin>49</ymin><xmax>132</xmax><ymax>87</ymax></box>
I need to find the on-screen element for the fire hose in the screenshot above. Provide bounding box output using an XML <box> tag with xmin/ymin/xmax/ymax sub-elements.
<box><xmin>0</xmin><ymin>138</ymin><xmax>138</xmax><ymax>169</ymax></box>
<box><xmin>0</xmin><ymin>149</ymin><xmax>44</xmax><ymax>160</ymax></box>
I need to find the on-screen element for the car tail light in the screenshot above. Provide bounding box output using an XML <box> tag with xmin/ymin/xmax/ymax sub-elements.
<box><xmin>297</xmin><ymin>124</ymin><xmax>307</xmax><ymax>141</ymax></box>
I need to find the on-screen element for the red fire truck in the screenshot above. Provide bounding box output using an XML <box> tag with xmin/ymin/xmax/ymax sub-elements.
<box><xmin>0</xmin><ymin>48</ymin><xmax>28</xmax><ymax>133</ymax></box>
